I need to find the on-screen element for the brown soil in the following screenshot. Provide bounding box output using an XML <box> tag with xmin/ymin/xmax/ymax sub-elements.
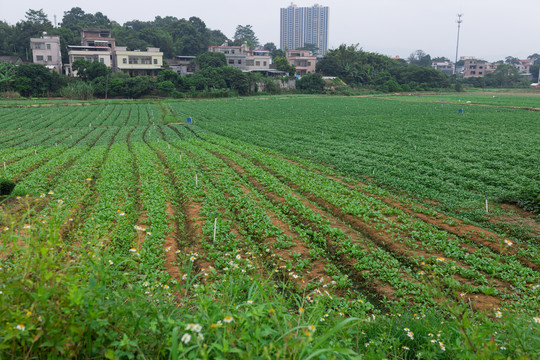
<box><xmin>272</xmin><ymin>153</ymin><xmax>540</xmax><ymax>272</ymax></box>
<box><xmin>163</xmin><ymin>202</ymin><xmax>181</xmax><ymax>279</ymax></box>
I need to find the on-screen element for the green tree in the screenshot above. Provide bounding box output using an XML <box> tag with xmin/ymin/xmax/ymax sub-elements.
<box><xmin>196</xmin><ymin>52</ymin><xmax>227</xmax><ymax>69</ymax></box>
<box><xmin>504</xmin><ymin>56</ymin><xmax>520</xmax><ymax>65</ymax></box>
<box><xmin>72</xmin><ymin>59</ymin><xmax>91</xmax><ymax>80</ymax></box>
<box><xmin>0</xmin><ymin>62</ymin><xmax>17</xmax><ymax>92</ymax></box>
<box><xmin>297</xmin><ymin>43</ymin><xmax>319</xmax><ymax>54</ymax></box>
<box><xmin>233</xmin><ymin>25</ymin><xmax>259</xmax><ymax>49</ymax></box>
<box><xmin>408</xmin><ymin>50</ymin><xmax>431</xmax><ymax>67</ymax></box>
<box><xmin>296</xmin><ymin>73</ymin><xmax>325</xmax><ymax>93</ymax></box>
<box><xmin>485</xmin><ymin>64</ymin><xmax>528</xmax><ymax>88</ymax></box>
<box><xmin>432</xmin><ymin>56</ymin><xmax>450</xmax><ymax>62</ymax></box>
<box><xmin>273</xmin><ymin>56</ymin><xmax>296</xmax><ymax>76</ymax></box>
<box><xmin>157</xmin><ymin>80</ymin><xmax>175</xmax><ymax>95</ymax></box>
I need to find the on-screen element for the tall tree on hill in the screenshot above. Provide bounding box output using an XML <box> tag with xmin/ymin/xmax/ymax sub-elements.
<box><xmin>233</xmin><ymin>25</ymin><xmax>259</xmax><ymax>49</ymax></box>
<box><xmin>12</xmin><ymin>9</ymin><xmax>53</xmax><ymax>59</ymax></box>
<box><xmin>408</xmin><ymin>50</ymin><xmax>431</xmax><ymax>67</ymax></box>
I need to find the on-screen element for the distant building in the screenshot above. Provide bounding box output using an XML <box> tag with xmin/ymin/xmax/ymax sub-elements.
<box><xmin>208</xmin><ymin>43</ymin><xmax>271</xmax><ymax>71</ymax></box>
<box><xmin>113</xmin><ymin>47</ymin><xmax>163</xmax><ymax>77</ymax></box>
<box><xmin>286</xmin><ymin>50</ymin><xmax>317</xmax><ymax>76</ymax></box>
<box><xmin>65</xmin><ymin>29</ymin><xmax>163</xmax><ymax>77</ymax></box>
<box><xmin>65</xmin><ymin>28</ymin><xmax>115</xmax><ymax>76</ymax></box>
<box><xmin>65</xmin><ymin>45</ymin><xmax>113</xmax><ymax>76</ymax></box>
<box><xmin>280</xmin><ymin>3</ymin><xmax>329</xmax><ymax>55</ymax></box>
<box><xmin>80</xmin><ymin>29</ymin><xmax>116</xmax><ymax>50</ymax></box>
<box><xmin>165</xmin><ymin>56</ymin><xmax>197</xmax><ymax>76</ymax></box>
<box><xmin>0</xmin><ymin>56</ymin><xmax>24</xmax><ymax>66</ymax></box>
<box><xmin>30</xmin><ymin>33</ymin><xmax>62</xmax><ymax>72</ymax></box>
<box><xmin>515</xmin><ymin>59</ymin><xmax>533</xmax><ymax>75</ymax></box>
<box><xmin>245</xmin><ymin>49</ymin><xmax>271</xmax><ymax>70</ymax></box>
<box><xmin>463</xmin><ymin>59</ymin><xmax>497</xmax><ymax>78</ymax></box>
<box><xmin>431</xmin><ymin>61</ymin><xmax>454</xmax><ymax>76</ymax></box>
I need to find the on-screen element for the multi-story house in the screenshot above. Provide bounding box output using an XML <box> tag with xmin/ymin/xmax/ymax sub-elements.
<box><xmin>165</xmin><ymin>56</ymin><xmax>197</xmax><ymax>76</ymax></box>
<box><xmin>113</xmin><ymin>47</ymin><xmax>163</xmax><ymax>77</ymax></box>
<box><xmin>208</xmin><ymin>43</ymin><xmax>248</xmax><ymax>70</ymax></box>
<box><xmin>286</xmin><ymin>50</ymin><xmax>317</xmax><ymax>76</ymax></box>
<box><xmin>66</xmin><ymin>29</ymin><xmax>163</xmax><ymax>77</ymax></box>
<box><xmin>280</xmin><ymin>3</ymin><xmax>329</xmax><ymax>55</ymax></box>
<box><xmin>30</xmin><ymin>33</ymin><xmax>62</xmax><ymax>72</ymax></box>
<box><xmin>244</xmin><ymin>49</ymin><xmax>271</xmax><ymax>70</ymax></box>
<box><xmin>65</xmin><ymin>29</ymin><xmax>115</xmax><ymax>76</ymax></box>
<box><xmin>463</xmin><ymin>59</ymin><xmax>497</xmax><ymax>78</ymax></box>
<box><xmin>208</xmin><ymin>43</ymin><xmax>271</xmax><ymax>71</ymax></box>
<box><xmin>515</xmin><ymin>59</ymin><xmax>533</xmax><ymax>75</ymax></box>
<box><xmin>431</xmin><ymin>61</ymin><xmax>454</xmax><ymax>76</ymax></box>
<box><xmin>80</xmin><ymin>29</ymin><xmax>116</xmax><ymax>50</ymax></box>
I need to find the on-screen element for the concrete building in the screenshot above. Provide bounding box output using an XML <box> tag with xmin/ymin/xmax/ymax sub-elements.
<box><xmin>244</xmin><ymin>49</ymin><xmax>271</xmax><ymax>70</ymax></box>
<box><xmin>0</xmin><ymin>56</ymin><xmax>24</xmax><ymax>66</ymax></box>
<box><xmin>208</xmin><ymin>43</ymin><xmax>272</xmax><ymax>71</ymax></box>
<box><xmin>30</xmin><ymin>33</ymin><xmax>62</xmax><ymax>72</ymax></box>
<box><xmin>286</xmin><ymin>50</ymin><xmax>317</xmax><ymax>76</ymax></box>
<box><xmin>113</xmin><ymin>47</ymin><xmax>163</xmax><ymax>77</ymax></box>
<box><xmin>463</xmin><ymin>59</ymin><xmax>497</xmax><ymax>78</ymax></box>
<box><xmin>65</xmin><ymin>29</ymin><xmax>115</xmax><ymax>76</ymax></box>
<box><xmin>65</xmin><ymin>45</ymin><xmax>113</xmax><ymax>76</ymax></box>
<box><xmin>80</xmin><ymin>29</ymin><xmax>116</xmax><ymax>50</ymax></box>
<box><xmin>515</xmin><ymin>59</ymin><xmax>534</xmax><ymax>75</ymax></box>
<box><xmin>165</xmin><ymin>56</ymin><xmax>197</xmax><ymax>76</ymax></box>
<box><xmin>431</xmin><ymin>61</ymin><xmax>454</xmax><ymax>76</ymax></box>
<box><xmin>208</xmin><ymin>43</ymin><xmax>248</xmax><ymax>70</ymax></box>
<box><xmin>280</xmin><ymin>3</ymin><xmax>329</xmax><ymax>55</ymax></box>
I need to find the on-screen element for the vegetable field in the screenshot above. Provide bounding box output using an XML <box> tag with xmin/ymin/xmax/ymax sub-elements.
<box><xmin>1</xmin><ymin>95</ymin><xmax>539</xmax><ymax>358</ymax></box>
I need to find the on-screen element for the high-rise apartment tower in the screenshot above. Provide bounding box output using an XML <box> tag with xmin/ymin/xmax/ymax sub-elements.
<box><xmin>280</xmin><ymin>3</ymin><xmax>329</xmax><ymax>55</ymax></box>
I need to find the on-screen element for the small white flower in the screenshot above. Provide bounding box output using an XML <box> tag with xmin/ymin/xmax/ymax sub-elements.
<box><xmin>247</xmin><ymin>300</ymin><xmax>253</xmax><ymax>305</ymax></box>
<box><xmin>109</xmin><ymin>260</ymin><xmax>114</xmax><ymax>265</ymax></box>
<box><xmin>496</xmin><ymin>311</ymin><xmax>502</xmax><ymax>318</ymax></box>
<box><xmin>16</xmin><ymin>324</ymin><xmax>25</xmax><ymax>331</ymax></box>
<box><xmin>223</xmin><ymin>316</ymin><xmax>234</xmax><ymax>323</ymax></box>
<box><xmin>181</xmin><ymin>333</ymin><xmax>191</xmax><ymax>344</ymax></box>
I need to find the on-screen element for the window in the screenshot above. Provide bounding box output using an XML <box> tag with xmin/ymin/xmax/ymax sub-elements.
<box><xmin>237</xmin><ymin>60</ymin><xmax>242</xmax><ymax>64</ymax></box>
<box><xmin>123</xmin><ymin>58</ymin><xmax>127</xmax><ymax>64</ymax></box>
<box><xmin>255</xmin><ymin>61</ymin><xmax>260</xmax><ymax>66</ymax></box>
<box><xmin>479</xmin><ymin>72</ymin><xmax>483</xmax><ymax>75</ymax></box>
<box><xmin>100</xmin><ymin>58</ymin><xmax>104</xmax><ymax>63</ymax></box>
<box><xmin>263</xmin><ymin>61</ymin><xmax>267</xmax><ymax>66</ymax></box>
<box><xmin>36</xmin><ymin>55</ymin><xmax>44</xmax><ymax>61</ymax></box>
<box><xmin>228</xmin><ymin>59</ymin><xmax>234</xmax><ymax>64</ymax></box>
<box><xmin>46</xmin><ymin>44</ymin><xmax>51</xmax><ymax>50</ymax></box>
<box><xmin>34</xmin><ymin>44</ymin><xmax>41</xmax><ymax>50</ymax></box>
<box><xmin>153</xmin><ymin>59</ymin><xmax>157</xmax><ymax>64</ymax></box>
<box><xmin>47</xmin><ymin>55</ymin><xmax>52</xmax><ymax>61</ymax></box>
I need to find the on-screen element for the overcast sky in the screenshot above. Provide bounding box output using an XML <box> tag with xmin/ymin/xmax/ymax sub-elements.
<box><xmin>1</xmin><ymin>0</ymin><xmax>538</xmax><ymax>62</ymax></box>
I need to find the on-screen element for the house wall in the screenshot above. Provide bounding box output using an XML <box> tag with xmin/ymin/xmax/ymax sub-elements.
<box><xmin>30</xmin><ymin>35</ymin><xmax>62</xmax><ymax>72</ymax></box>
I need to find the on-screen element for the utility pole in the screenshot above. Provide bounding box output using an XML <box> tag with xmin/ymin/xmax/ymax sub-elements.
<box><xmin>454</xmin><ymin>14</ymin><xmax>463</xmax><ymax>75</ymax></box>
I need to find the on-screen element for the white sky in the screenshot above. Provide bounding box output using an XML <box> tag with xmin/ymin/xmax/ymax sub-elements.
<box><xmin>1</xmin><ymin>0</ymin><xmax>538</xmax><ymax>62</ymax></box>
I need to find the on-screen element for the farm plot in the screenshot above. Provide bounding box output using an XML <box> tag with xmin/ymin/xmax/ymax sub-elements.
<box><xmin>171</xmin><ymin>96</ymin><xmax>540</xmax><ymax>241</ymax></box>
<box><xmin>1</xmin><ymin>99</ymin><xmax>539</xmax><ymax>358</ymax></box>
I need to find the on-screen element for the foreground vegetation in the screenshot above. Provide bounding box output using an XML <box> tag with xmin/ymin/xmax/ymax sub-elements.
<box><xmin>1</xmin><ymin>94</ymin><xmax>539</xmax><ymax>358</ymax></box>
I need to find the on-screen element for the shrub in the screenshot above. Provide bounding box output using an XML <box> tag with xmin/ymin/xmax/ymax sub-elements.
<box><xmin>0</xmin><ymin>179</ymin><xmax>16</xmax><ymax>196</ymax></box>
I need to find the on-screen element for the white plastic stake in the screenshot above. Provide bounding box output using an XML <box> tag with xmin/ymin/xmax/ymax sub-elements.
<box><xmin>195</xmin><ymin>172</ymin><xmax>198</xmax><ymax>186</ymax></box>
<box><xmin>89</xmin><ymin>122</ymin><xmax>91</xmax><ymax>128</ymax></box>
<box><xmin>485</xmin><ymin>195</ymin><xmax>489</xmax><ymax>213</ymax></box>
